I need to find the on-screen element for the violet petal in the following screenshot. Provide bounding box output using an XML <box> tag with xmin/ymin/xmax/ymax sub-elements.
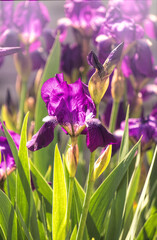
<box><xmin>27</xmin><ymin>117</ymin><xmax>58</xmax><ymax>151</ymax></box>
<box><xmin>86</xmin><ymin>118</ymin><xmax>117</xmax><ymax>152</ymax></box>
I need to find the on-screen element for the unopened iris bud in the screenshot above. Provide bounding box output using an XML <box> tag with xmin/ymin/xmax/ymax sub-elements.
<box><xmin>88</xmin><ymin>42</ymin><xmax>124</xmax><ymax>104</ymax></box>
<box><xmin>65</xmin><ymin>144</ymin><xmax>79</xmax><ymax>177</ymax></box>
<box><xmin>92</xmin><ymin>145</ymin><xmax>112</xmax><ymax>181</ymax></box>
<box><xmin>111</xmin><ymin>69</ymin><xmax>124</xmax><ymax>102</ymax></box>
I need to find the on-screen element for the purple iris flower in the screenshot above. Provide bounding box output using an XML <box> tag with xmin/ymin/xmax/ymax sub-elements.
<box><xmin>144</xmin><ymin>15</ymin><xmax>157</xmax><ymax>40</ymax></box>
<box><xmin>140</xmin><ymin>78</ymin><xmax>157</xmax><ymax>101</ymax></box>
<box><xmin>27</xmin><ymin>73</ymin><xmax>117</xmax><ymax>152</ymax></box>
<box><xmin>0</xmin><ymin>2</ymin><xmax>19</xmax><ymax>47</ymax></box>
<box><xmin>122</xmin><ymin>40</ymin><xmax>157</xmax><ymax>88</ymax></box>
<box><xmin>0</xmin><ymin>123</ymin><xmax>20</xmax><ymax>183</ymax></box>
<box><xmin>13</xmin><ymin>1</ymin><xmax>50</xmax><ymax>44</ymax></box>
<box><xmin>95</xmin><ymin>7</ymin><xmax>144</xmax><ymax>46</ymax></box>
<box><xmin>108</xmin><ymin>0</ymin><xmax>151</xmax><ymax>23</ymax></box>
<box><xmin>60</xmin><ymin>43</ymin><xmax>82</xmax><ymax>78</ymax></box>
<box><xmin>121</xmin><ymin>112</ymin><xmax>157</xmax><ymax>151</ymax></box>
<box><xmin>64</xmin><ymin>0</ymin><xmax>106</xmax><ymax>37</ymax></box>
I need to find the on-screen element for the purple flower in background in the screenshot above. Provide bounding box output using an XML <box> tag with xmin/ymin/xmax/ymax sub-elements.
<box><xmin>13</xmin><ymin>1</ymin><xmax>50</xmax><ymax>44</ymax></box>
<box><xmin>144</xmin><ymin>15</ymin><xmax>157</xmax><ymax>40</ymax></box>
<box><xmin>140</xmin><ymin>78</ymin><xmax>157</xmax><ymax>101</ymax></box>
<box><xmin>27</xmin><ymin>73</ymin><xmax>117</xmax><ymax>152</ymax></box>
<box><xmin>60</xmin><ymin>43</ymin><xmax>82</xmax><ymax>78</ymax></box>
<box><xmin>108</xmin><ymin>0</ymin><xmax>151</xmax><ymax>23</ymax></box>
<box><xmin>102</xmin><ymin>100</ymin><xmax>125</xmax><ymax>129</ymax></box>
<box><xmin>0</xmin><ymin>1</ymin><xmax>19</xmax><ymax>47</ymax></box>
<box><xmin>96</xmin><ymin>7</ymin><xmax>144</xmax><ymax>46</ymax></box>
<box><xmin>0</xmin><ymin>123</ymin><xmax>20</xmax><ymax>183</ymax></box>
<box><xmin>122</xmin><ymin>40</ymin><xmax>157</xmax><ymax>88</ymax></box>
<box><xmin>121</xmin><ymin>112</ymin><xmax>157</xmax><ymax>151</ymax></box>
<box><xmin>64</xmin><ymin>0</ymin><xmax>106</xmax><ymax>37</ymax></box>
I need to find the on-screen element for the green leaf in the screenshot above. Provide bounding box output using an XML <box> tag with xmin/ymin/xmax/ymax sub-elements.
<box><xmin>70</xmin><ymin>225</ymin><xmax>77</xmax><ymax>240</ymax></box>
<box><xmin>1</xmin><ymin>122</ymin><xmax>18</xmax><ymax>165</ymax></box>
<box><xmin>88</xmin><ymin>138</ymin><xmax>141</xmax><ymax>238</ymax></box>
<box><xmin>29</xmin><ymin>160</ymin><xmax>53</xmax><ymax>233</ymax></box>
<box><xmin>126</xmin><ymin>146</ymin><xmax>157</xmax><ymax>240</ymax></box>
<box><xmin>53</xmin><ymin>145</ymin><xmax>67</xmax><ymax>240</ymax></box>
<box><xmin>17</xmin><ymin>112</ymin><xmax>30</xmax><ymax>227</ymax></box>
<box><xmin>40</xmin><ymin>197</ymin><xmax>49</xmax><ymax>240</ymax></box>
<box><xmin>135</xmin><ymin>213</ymin><xmax>157</xmax><ymax>240</ymax></box>
<box><xmin>119</xmin><ymin>105</ymin><xmax>129</xmax><ymax>162</ymax></box>
<box><xmin>29</xmin><ymin>159</ymin><xmax>52</xmax><ymax>206</ymax></box>
<box><xmin>106</xmin><ymin>105</ymin><xmax>129</xmax><ymax>240</ymax></box>
<box><xmin>34</xmin><ymin>36</ymin><xmax>61</xmax><ymax>176</ymax></box>
<box><xmin>4</xmin><ymin>172</ymin><xmax>16</xmax><ymax>205</ymax></box>
<box><xmin>16</xmin><ymin>204</ymin><xmax>33</xmax><ymax>240</ymax></box>
<box><xmin>0</xmin><ymin>190</ymin><xmax>17</xmax><ymax>240</ymax></box>
<box><xmin>124</xmin><ymin>145</ymin><xmax>141</xmax><ymax>223</ymax></box>
<box><xmin>17</xmin><ymin>113</ymin><xmax>40</xmax><ymax>239</ymax></box>
<box><xmin>73</xmin><ymin>179</ymin><xmax>92</xmax><ymax>240</ymax></box>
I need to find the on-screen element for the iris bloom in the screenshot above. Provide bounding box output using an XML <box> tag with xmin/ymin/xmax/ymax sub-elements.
<box><xmin>95</xmin><ymin>7</ymin><xmax>144</xmax><ymax>46</ymax></box>
<box><xmin>27</xmin><ymin>73</ymin><xmax>117</xmax><ymax>152</ymax></box>
<box><xmin>122</xmin><ymin>40</ymin><xmax>157</xmax><ymax>90</ymax></box>
<box><xmin>60</xmin><ymin>43</ymin><xmax>82</xmax><ymax>79</ymax></box>
<box><xmin>13</xmin><ymin>1</ymin><xmax>50</xmax><ymax>45</ymax></box>
<box><xmin>0</xmin><ymin>123</ymin><xmax>20</xmax><ymax>184</ymax></box>
<box><xmin>64</xmin><ymin>0</ymin><xmax>106</xmax><ymax>37</ymax></box>
<box><xmin>121</xmin><ymin>111</ymin><xmax>157</xmax><ymax>151</ymax></box>
<box><xmin>108</xmin><ymin>0</ymin><xmax>151</xmax><ymax>23</ymax></box>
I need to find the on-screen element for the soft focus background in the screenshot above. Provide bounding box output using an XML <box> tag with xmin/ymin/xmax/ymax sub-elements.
<box><xmin>0</xmin><ymin>0</ymin><xmax>157</xmax><ymax>108</ymax></box>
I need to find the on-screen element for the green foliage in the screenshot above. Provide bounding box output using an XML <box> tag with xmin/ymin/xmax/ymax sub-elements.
<box><xmin>0</xmin><ymin>190</ymin><xmax>17</xmax><ymax>240</ymax></box>
<box><xmin>126</xmin><ymin>146</ymin><xmax>157</xmax><ymax>240</ymax></box>
<box><xmin>106</xmin><ymin>105</ymin><xmax>129</xmax><ymax>240</ymax></box>
<box><xmin>53</xmin><ymin>145</ymin><xmax>67</xmax><ymax>240</ymax></box>
<box><xmin>34</xmin><ymin>36</ymin><xmax>61</xmax><ymax>176</ymax></box>
<box><xmin>88</xmin><ymin>138</ymin><xmax>141</xmax><ymax>239</ymax></box>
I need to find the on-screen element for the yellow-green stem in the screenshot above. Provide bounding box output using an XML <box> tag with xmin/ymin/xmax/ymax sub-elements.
<box><xmin>109</xmin><ymin>101</ymin><xmax>119</xmax><ymax>133</ymax></box>
<box><xmin>17</xmin><ymin>81</ymin><xmax>27</xmax><ymax>131</ymax></box>
<box><xmin>96</xmin><ymin>103</ymin><xmax>99</xmax><ymax>119</ymax></box>
<box><xmin>76</xmin><ymin>151</ymin><xmax>95</xmax><ymax>240</ymax></box>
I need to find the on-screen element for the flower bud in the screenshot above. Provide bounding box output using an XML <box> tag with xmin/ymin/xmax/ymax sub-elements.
<box><xmin>88</xmin><ymin>43</ymin><xmax>124</xmax><ymax>104</ymax></box>
<box><xmin>65</xmin><ymin>144</ymin><xmax>79</xmax><ymax>177</ymax></box>
<box><xmin>92</xmin><ymin>145</ymin><xmax>112</xmax><ymax>181</ymax></box>
<box><xmin>111</xmin><ymin>69</ymin><xmax>124</xmax><ymax>102</ymax></box>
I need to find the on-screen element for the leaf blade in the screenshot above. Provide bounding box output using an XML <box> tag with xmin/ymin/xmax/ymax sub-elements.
<box><xmin>34</xmin><ymin>36</ymin><xmax>61</xmax><ymax>176</ymax></box>
<box><xmin>53</xmin><ymin>145</ymin><xmax>67</xmax><ymax>240</ymax></box>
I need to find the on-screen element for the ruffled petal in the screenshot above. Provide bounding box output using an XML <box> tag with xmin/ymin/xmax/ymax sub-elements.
<box><xmin>27</xmin><ymin>117</ymin><xmax>58</xmax><ymax>151</ymax></box>
<box><xmin>86</xmin><ymin>118</ymin><xmax>117</xmax><ymax>152</ymax></box>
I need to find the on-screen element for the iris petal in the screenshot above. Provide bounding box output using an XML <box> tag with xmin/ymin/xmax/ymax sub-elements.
<box><xmin>27</xmin><ymin>117</ymin><xmax>58</xmax><ymax>151</ymax></box>
<box><xmin>86</xmin><ymin>118</ymin><xmax>117</xmax><ymax>152</ymax></box>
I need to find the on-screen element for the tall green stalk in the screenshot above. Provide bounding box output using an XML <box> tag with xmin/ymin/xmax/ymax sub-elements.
<box><xmin>76</xmin><ymin>151</ymin><xmax>95</xmax><ymax>240</ymax></box>
<box><xmin>109</xmin><ymin>101</ymin><xmax>119</xmax><ymax>133</ymax></box>
<box><xmin>17</xmin><ymin>81</ymin><xmax>27</xmax><ymax>131</ymax></box>
<box><xmin>76</xmin><ymin>103</ymin><xmax>99</xmax><ymax>240</ymax></box>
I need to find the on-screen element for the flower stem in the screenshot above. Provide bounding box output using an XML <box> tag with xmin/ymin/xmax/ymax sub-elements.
<box><xmin>17</xmin><ymin>80</ymin><xmax>27</xmax><ymax>131</ymax></box>
<box><xmin>66</xmin><ymin>177</ymin><xmax>74</xmax><ymax>235</ymax></box>
<box><xmin>109</xmin><ymin>100</ymin><xmax>119</xmax><ymax>133</ymax></box>
<box><xmin>76</xmin><ymin>151</ymin><xmax>95</xmax><ymax>240</ymax></box>
<box><xmin>96</xmin><ymin>103</ymin><xmax>99</xmax><ymax>119</ymax></box>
